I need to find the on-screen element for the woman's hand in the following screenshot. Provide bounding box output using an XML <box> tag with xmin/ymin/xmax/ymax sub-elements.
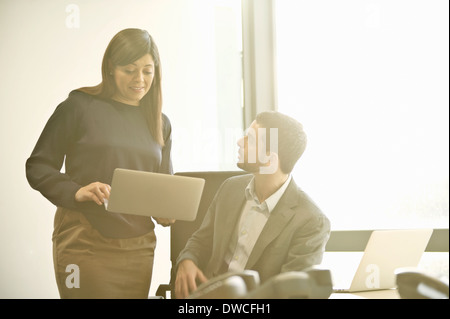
<box><xmin>75</xmin><ymin>182</ymin><xmax>111</xmax><ymax>205</ymax></box>
<box><xmin>153</xmin><ymin>217</ymin><xmax>176</xmax><ymax>227</ymax></box>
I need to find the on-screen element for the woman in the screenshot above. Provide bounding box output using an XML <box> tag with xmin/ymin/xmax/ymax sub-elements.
<box><xmin>26</xmin><ymin>28</ymin><xmax>173</xmax><ymax>298</ymax></box>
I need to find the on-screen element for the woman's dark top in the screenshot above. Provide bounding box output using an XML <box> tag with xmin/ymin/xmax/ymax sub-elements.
<box><xmin>26</xmin><ymin>90</ymin><xmax>173</xmax><ymax>238</ymax></box>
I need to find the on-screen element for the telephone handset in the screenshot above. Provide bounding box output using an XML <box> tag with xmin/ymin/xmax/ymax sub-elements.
<box><xmin>396</xmin><ymin>269</ymin><xmax>449</xmax><ymax>299</ymax></box>
<box><xmin>187</xmin><ymin>270</ymin><xmax>260</xmax><ymax>299</ymax></box>
<box><xmin>188</xmin><ymin>267</ymin><xmax>333</xmax><ymax>299</ymax></box>
<box><xmin>245</xmin><ymin>267</ymin><xmax>333</xmax><ymax>299</ymax></box>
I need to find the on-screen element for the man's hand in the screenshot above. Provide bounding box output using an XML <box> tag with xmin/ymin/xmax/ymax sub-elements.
<box><xmin>75</xmin><ymin>182</ymin><xmax>111</xmax><ymax>206</ymax></box>
<box><xmin>175</xmin><ymin>259</ymin><xmax>208</xmax><ymax>299</ymax></box>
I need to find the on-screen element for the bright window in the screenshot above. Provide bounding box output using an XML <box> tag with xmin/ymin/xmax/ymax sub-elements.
<box><xmin>167</xmin><ymin>0</ymin><xmax>243</xmax><ymax>173</ymax></box>
<box><xmin>275</xmin><ymin>0</ymin><xmax>449</xmax><ymax>230</ymax></box>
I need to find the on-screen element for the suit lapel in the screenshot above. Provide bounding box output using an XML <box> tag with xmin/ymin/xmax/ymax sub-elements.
<box><xmin>213</xmin><ymin>176</ymin><xmax>250</xmax><ymax>264</ymax></box>
<box><xmin>245</xmin><ymin>179</ymin><xmax>299</xmax><ymax>269</ymax></box>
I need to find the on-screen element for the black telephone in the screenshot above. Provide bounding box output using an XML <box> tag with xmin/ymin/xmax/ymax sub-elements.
<box><xmin>245</xmin><ymin>267</ymin><xmax>333</xmax><ymax>299</ymax></box>
<box><xmin>188</xmin><ymin>267</ymin><xmax>333</xmax><ymax>299</ymax></box>
<box><xmin>396</xmin><ymin>269</ymin><xmax>449</xmax><ymax>299</ymax></box>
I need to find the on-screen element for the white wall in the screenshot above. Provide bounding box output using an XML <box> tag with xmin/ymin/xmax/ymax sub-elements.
<box><xmin>0</xmin><ymin>0</ymin><xmax>242</xmax><ymax>298</ymax></box>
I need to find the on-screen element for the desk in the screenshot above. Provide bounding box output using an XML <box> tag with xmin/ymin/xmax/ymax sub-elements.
<box><xmin>330</xmin><ymin>289</ymin><xmax>400</xmax><ymax>299</ymax></box>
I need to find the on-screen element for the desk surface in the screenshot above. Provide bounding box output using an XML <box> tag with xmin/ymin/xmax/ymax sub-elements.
<box><xmin>330</xmin><ymin>289</ymin><xmax>400</xmax><ymax>299</ymax></box>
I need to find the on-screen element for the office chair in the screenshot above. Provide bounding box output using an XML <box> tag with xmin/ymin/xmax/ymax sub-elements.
<box><xmin>155</xmin><ymin>171</ymin><xmax>247</xmax><ymax>298</ymax></box>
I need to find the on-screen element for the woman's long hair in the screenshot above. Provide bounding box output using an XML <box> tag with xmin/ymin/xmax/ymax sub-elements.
<box><xmin>77</xmin><ymin>28</ymin><xmax>164</xmax><ymax>146</ymax></box>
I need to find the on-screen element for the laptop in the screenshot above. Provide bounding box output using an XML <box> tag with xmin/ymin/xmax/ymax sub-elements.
<box><xmin>332</xmin><ymin>229</ymin><xmax>433</xmax><ymax>292</ymax></box>
<box><xmin>105</xmin><ymin>168</ymin><xmax>205</xmax><ymax>221</ymax></box>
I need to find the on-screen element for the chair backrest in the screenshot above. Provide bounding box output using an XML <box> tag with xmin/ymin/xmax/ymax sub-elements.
<box><xmin>170</xmin><ymin>171</ymin><xmax>247</xmax><ymax>265</ymax></box>
<box><xmin>155</xmin><ymin>171</ymin><xmax>246</xmax><ymax>298</ymax></box>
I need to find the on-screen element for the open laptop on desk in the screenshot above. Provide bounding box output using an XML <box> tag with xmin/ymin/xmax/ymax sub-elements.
<box><xmin>333</xmin><ymin>229</ymin><xmax>433</xmax><ymax>293</ymax></box>
<box><xmin>105</xmin><ymin>168</ymin><xmax>205</xmax><ymax>221</ymax></box>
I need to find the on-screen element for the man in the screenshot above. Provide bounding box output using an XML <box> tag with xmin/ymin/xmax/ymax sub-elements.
<box><xmin>175</xmin><ymin>111</ymin><xmax>330</xmax><ymax>299</ymax></box>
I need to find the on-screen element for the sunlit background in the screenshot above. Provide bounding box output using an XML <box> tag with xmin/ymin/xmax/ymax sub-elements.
<box><xmin>276</xmin><ymin>0</ymin><xmax>449</xmax><ymax>230</ymax></box>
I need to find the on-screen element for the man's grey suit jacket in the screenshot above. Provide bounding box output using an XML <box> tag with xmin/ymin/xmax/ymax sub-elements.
<box><xmin>176</xmin><ymin>174</ymin><xmax>331</xmax><ymax>283</ymax></box>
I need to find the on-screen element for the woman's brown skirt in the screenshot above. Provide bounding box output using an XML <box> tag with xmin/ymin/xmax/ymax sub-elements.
<box><xmin>52</xmin><ymin>207</ymin><xmax>156</xmax><ymax>299</ymax></box>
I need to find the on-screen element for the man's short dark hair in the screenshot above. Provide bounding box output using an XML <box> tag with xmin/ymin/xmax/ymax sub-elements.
<box><xmin>255</xmin><ymin>111</ymin><xmax>307</xmax><ymax>174</ymax></box>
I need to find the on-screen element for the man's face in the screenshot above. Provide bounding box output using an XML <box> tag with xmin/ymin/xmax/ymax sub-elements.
<box><xmin>237</xmin><ymin>121</ymin><xmax>277</xmax><ymax>174</ymax></box>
